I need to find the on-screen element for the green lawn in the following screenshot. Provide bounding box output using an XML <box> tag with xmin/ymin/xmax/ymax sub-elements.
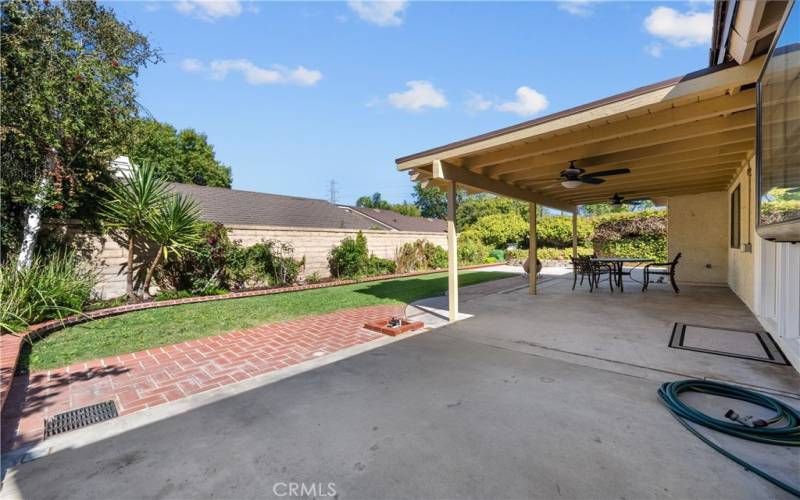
<box><xmin>24</xmin><ymin>270</ymin><xmax>516</xmax><ymax>371</ymax></box>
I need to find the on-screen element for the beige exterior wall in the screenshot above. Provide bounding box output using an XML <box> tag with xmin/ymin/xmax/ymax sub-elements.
<box><xmin>727</xmin><ymin>158</ymin><xmax>756</xmax><ymax>309</ymax></box>
<box><xmin>667</xmin><ymin>191</ymin><xmax>729</xmax><ymax>285</ymax></box>
<box><xmin>51</xmin><ymin>224</ymin><xmax>447</xmax><ymax>299</ymax></box>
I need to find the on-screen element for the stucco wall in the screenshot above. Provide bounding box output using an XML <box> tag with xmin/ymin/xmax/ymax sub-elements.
<box><xmin>51</xmin><ymin>224</ymin><xmax>447</xmax><ymax>299</ymax></box>
<box><xmin>667</xmin><ymin>191</ymin><xmax>729</xmax><ymax>285</ymax></box>
<box><xmin>727</xmin><ymin>159</ymin><xmax>756</xmax><ymax>309</ymax></box>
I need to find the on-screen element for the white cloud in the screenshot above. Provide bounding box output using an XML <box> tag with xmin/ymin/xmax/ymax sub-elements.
<box><xmin>496</xmin><ymin>87</ymin><xmax>549</xmax><ymax>116</ymax></box>
<box><xmin>557</xmin><ymin>0</ymin><xmax>595</xmax><ymax>17</ymax></box>
<box><xmin>175</xmin><ymin>0</ymin><xmax>243</xmax><ymax>21</ymax></box>
<box><xmin>180</xmin><ymin>58</ymin><xmax>205</xmax><ymax>72</ymax></box>
<box><xmin>644</xmin><ymin>6</ymin><xmax>712</xmax><ymax>47</ymax></box>
<box><xmin>183</xmin><ymin>58</ymin><xmax>322</xmax><ymax>87</ymax></box>
<box><xmin>348</xmin><ymin>1</ymin><xmax>407</xmax><ymax>26</ymax></box>
<box><xmin>144</xmin><ymin>3</ymin><xmax>161</xmax><ymax>13</ymax></box>
<box><xmin>387</xmin><ymin>81</ymin><xmax>448</xmax><ymax>111</ymax></box>
<box><xmin>465</xmin><ymin>92</ymin><xmax>493</xmax><ymax>113</ymax></box>
<box><xmin>644</xmin><ymin>42</ymin><xmax>663</xmax><ymax>58</ymax></box>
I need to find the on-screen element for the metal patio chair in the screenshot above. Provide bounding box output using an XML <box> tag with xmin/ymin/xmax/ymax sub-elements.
<box><xmin>642</xmin><ymin>252</ymin><xmax>682</xmax><ymax>293</ymax></box>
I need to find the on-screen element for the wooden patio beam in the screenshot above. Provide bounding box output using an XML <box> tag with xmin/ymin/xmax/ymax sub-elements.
<box><xmin>431</xmin><ymin>160</ymin><xmax>575</xmax><ymax>212</ymax></box>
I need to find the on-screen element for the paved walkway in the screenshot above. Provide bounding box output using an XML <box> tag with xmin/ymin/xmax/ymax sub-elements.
<box><xmin>1</xmin><ymin>304</ymin><xmax>404</xmax><ymax>451</ymax></box>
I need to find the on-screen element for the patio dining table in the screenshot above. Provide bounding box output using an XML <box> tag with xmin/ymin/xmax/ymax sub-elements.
<box><xmin>591</xmin><ymin>257</ymin><xmax>654</xmax><ymax>292</ymax></box>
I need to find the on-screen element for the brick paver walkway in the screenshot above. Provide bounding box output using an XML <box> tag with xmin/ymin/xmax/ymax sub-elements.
<box><xmin>1</xmin><ymin>304</ymin><xmax>406</xmax><ymax>451</ymax></box>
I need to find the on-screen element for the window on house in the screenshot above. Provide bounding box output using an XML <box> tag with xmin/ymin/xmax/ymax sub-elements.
<box><xmin>731</xmin><ymin>184</ymin><xmax>741</xmax><ymax>248</ymax></box>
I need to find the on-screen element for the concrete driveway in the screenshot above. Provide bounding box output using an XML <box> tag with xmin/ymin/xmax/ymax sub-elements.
<box><xmin>1</xmin><ymin>317</ymin><xmax>795</xmax><ymax>499</ymax></box>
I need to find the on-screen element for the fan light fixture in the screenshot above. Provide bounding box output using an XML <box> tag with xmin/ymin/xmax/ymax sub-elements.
<box><xmin>561</xmin><ymin>179</ymin><xmax>583</xmax><ymax>189</ymax></box>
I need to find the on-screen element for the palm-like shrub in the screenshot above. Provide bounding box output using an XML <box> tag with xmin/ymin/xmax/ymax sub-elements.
<box><xmin>101</xmin><ymin>163</ymin><xmax>168</xmax><ymax>297</ymax></box>
<box><xmin>141</xmin><ymin>194</ymin><xmax>202</xmax><ymax>297</ymax></box>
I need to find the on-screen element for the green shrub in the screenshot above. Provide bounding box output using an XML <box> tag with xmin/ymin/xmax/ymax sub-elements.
<box><xmin>489</xmin><ymin>249</ymin><xmax>505</xmax><ymax>261</ymax></box>
<box><xmin>0</xmin><ymin>253</ymin><xmax>98</xmax><ymax>333</ymax></box>
<box><xmin>157</xmin><ymin>222</ymin><xmax>234</xmax><ymax>292</ymax></box>
<box><xmin>537</xmin><ymin>246</ymin><xmax>594</xmax><ymax>261</ymax></box>
<box><xmin>328</xmin><ymin>231</ymin><xmax>370</xmax><ymax>278</ymax></box>
<box><xmin>368</xmin><ymin>255</ymin><xmax>397</xmax><ymax>276</ymax></box>
<box><xmin>536</xmin><ymin>216</ymin><xmax>593</xmax><ymax>247</ymax></box>
<box><xmin>423</xmin><ymin>241</ymin><xmax>448</xmax><ymax>269</ymax></box>
<box><xmin>469</xmin><ymin>213</ymin><xmax>528</xmax><ymax>248</ymax></box>
<box><xmin>506</xmin><ymin>248</ymin><xmax>529</xmax><ymax>265</ymax></box>
<box><xmin>590</xmin><ymin>210</ymin><xmax>667</xmax><ymax>261</ymax></box>
<box><xmin>246</xmin><ymin>240</ymin><xmax>305</xmax><ymax>287</ymax></box>
<box><xmin>458</xmin><ymin>232</ymin><xmax>490</xmax><ymax>265</ymax></box>
<box><xmin>395</xmin><ymin>239</ymin><xmax>447</xmax><ymax>273</ymax></box>
<box><xmin>596</xmin><ymin>236</ymin><xmax>667</xmax><ymax>261</ymax></box>
<box><xmin>304</xmin><ymin>272</ymin><xmax>323</xmax><ymax>284</ymax></box>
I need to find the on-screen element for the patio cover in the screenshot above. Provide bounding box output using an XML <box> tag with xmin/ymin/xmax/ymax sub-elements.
<box><xmin>395</xmin><ymin>58</ymin><xmax>775</xmax><ymax>210</ymax></box>
<box><xmin>394</xmin><ymin>54</ymin><xmax>800</xmax><ymax>319</ymax></box>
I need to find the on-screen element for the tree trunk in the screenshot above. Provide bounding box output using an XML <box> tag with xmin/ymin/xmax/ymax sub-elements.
<box><xmin>16</xmin><ymin>151</ymin><xmax>57</xmax><ymax>270</ymax></box>
<box><xmin>125</xmin><ymin>235</ymin><xmax>135</xmax><ymax>298</ymax></box>
<box><xmin>142</xmin><ymin>248</ymin><xmax>162</xmax><ymax>299</ymax></box>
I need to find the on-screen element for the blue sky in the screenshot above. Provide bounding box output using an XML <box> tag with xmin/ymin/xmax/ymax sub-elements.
<box><xmin>110</xmin><ymin>1</ymin><xmax>714</xmax><ymax>204</ymax></box>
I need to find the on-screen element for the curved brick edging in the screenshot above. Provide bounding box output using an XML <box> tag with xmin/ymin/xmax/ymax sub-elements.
<box><xmin>2</xmin><ymin>304</ymin><xmax>407</xmax><ymax>450</ymax></box>
<box><xmin>0</xmin><ymin>262</ymin><xmax>505</xmax><ymax>412</ymax></box>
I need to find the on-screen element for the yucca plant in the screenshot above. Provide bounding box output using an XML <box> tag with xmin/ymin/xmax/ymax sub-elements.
<box><xmin>141</xmin><ymin>194</ymin><xmax>202</xmax><ymax>298</ymax></box>
<box><xmin>101</xmin><ymin>163</ymin><xmax>168</xmax><ymax>298</ymax></box>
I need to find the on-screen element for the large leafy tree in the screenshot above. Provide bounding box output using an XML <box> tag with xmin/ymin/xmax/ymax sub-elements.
<box><xmin>412</xmin><ymin>184</ymin><xmax>467</xmax><ymax>219</ymax></box>
<box><xmin>130</xmin><ymin>119</ymin><xmax>232</xmax><ymax>188</ymax></box>
<box><xmin>355</xmin><ymin>192</ymin><xmax>421</xmax><ymax>217</ymax></box>
<box><xmin>356</xmin><ymin>192</ymin><xmax>391</xmax><ymax>210</ymax></box>
<box><xmin>1</xmin><ymin>0</ymin><xmax>161</xmax><ymax>264</ymax></box>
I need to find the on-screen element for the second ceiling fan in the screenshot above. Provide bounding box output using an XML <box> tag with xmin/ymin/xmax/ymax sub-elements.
<box><xmin>558</xmin><ymin>161</ymin><xmax>630</xmax><ymax>189</ymax></box>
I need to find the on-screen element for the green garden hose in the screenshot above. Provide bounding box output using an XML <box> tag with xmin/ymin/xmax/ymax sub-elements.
<box><xmin>658</xmin><ymin>379</ymin><xmax>800</xmax><ymax>497</ymax></box>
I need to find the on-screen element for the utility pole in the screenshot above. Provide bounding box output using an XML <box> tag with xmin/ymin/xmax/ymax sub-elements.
<box><xmin>328</xmin><ymin>179</ymin><xmax>339</xmax><ymax>204</ymax></box>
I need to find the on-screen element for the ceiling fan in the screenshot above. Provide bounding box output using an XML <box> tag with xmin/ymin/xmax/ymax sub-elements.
<box><xmin>558</xmin><ymin>161</ymin><xmax>631</xmax><ymax>189</ymax></box>
<box><xmin>609</xmin><ymin>193</ymin><xmax>649</xmax><ymax>208</ymax></box>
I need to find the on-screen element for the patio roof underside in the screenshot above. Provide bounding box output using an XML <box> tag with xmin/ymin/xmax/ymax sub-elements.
<box><xmin>396</xmin><ymin>56</ymin><xmax>790</xmax><ymax>212</ymax></box>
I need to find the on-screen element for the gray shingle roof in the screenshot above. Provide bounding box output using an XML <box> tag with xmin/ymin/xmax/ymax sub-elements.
<box><xmin>346</xmin><ymin>206</ymin><xmax>446</xmax><ymax>233</ymax></box>
<box><xmin>167</xmin><ymin>183</ymin><xmax>445</xmax><ymax>233</ymax></box>
<box><xmin>167</xmin><ymin>183</ymin><xmax>390</xmax><ymax>230</ymax></box>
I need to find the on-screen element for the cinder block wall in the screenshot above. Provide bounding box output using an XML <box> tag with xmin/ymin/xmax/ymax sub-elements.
<box><xmin>49</xmin><ymin>223</ymin><xmax>447</xmax><ymax>299</ymax></box>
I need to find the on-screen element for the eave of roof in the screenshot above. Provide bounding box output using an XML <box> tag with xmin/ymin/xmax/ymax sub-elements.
<box><xmin>394</xmin><ymin>61</ymin><xmax>739</xmax><ymax>166</ymax></box>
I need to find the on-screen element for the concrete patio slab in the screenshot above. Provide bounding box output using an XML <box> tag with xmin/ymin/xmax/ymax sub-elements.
<box><xmin>1</xmin><ymin>326</ymin><xmax>795</xmax><ymax>499</ymax></box>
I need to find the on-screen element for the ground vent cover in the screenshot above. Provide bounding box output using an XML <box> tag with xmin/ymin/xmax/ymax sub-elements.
<box><xmin>669</xmin><ymin>323</ymin><xmax>789</xmax><ymax>365</ymax></box>
<box><xmin>43</xmin><ymin>400</ymin><xmax>118</xmax><ymax>439</ymax></box>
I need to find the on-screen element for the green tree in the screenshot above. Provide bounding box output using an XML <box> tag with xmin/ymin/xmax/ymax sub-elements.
<box><xmin>356</xmin><ymin>192</ymin><xmax>391</xmax><ymax>210</ymax></box>
<box><xmin>457</xmin><ymin>194</ymin><xmax>530</xmax><ymax>230</ymax></box>
<box><xmin>391</xmin><ymin>202</ymin><xmax>421</xmax><ymax>217</ymax></box>
<box><xmin>412</xmin><ymin>184</ymin><xmax>466</xmax><ymax>219</ymax></box>
<box><xmin>129</xmin><ymin>119</ymin><xmax>232</xmax><ymax>188</ymax></box>
<box><xmin>1</xmin><ymin>0</ymin><xmax>161</xmax><ymax>263</ymax></box>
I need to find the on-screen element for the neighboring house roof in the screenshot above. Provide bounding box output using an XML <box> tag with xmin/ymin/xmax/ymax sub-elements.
<box><xmin>167</xmin><ymin>183</ymin><xmax>444</xmax><ymax>233</ymax></box>
<box><xmin>346</xmin><ymin>206</ymin><xmax>447</xmax><ymax>233</ymax></box>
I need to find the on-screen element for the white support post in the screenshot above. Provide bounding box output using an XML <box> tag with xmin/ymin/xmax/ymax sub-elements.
<box><xmin>447</xmin><ymin>180</ymin><xmax>459</xmax><ymax>322</ymax></box>
<box><xmin>529</xmin><ymin>202</ymin><xmax>538</xmax><ymax>295</ymax></box>
<box><xmin>572</xmin><ymin>210</ymin><xmax>578</xmax><ymax>259</ymax></box>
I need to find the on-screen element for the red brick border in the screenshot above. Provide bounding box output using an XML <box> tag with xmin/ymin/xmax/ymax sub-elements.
<box><xmin>1</xmin><ymin>304</ymin><xmax>406</xmax><ymax>451</ymax></box>
<box><xmin>0</xmin><ymin>263</ymin><xmax>505</xmax><ymax>412</ymax></box>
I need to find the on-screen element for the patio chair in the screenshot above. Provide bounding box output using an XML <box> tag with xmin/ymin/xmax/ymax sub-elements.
<box><xmin>572</xmin><ymin>256</ymin><xmax>613</xmax><ymax>292</ymax></box>
<box><xmin>642</xmin><ymin>252</ymin><xmax>682</xmax><ymax>293</ymax></box>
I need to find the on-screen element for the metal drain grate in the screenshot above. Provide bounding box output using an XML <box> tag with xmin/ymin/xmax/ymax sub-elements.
<box><xmin>43</xmin><ymin>400</ymin><xmax>118</xmax><ymax>439</ymax></box>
